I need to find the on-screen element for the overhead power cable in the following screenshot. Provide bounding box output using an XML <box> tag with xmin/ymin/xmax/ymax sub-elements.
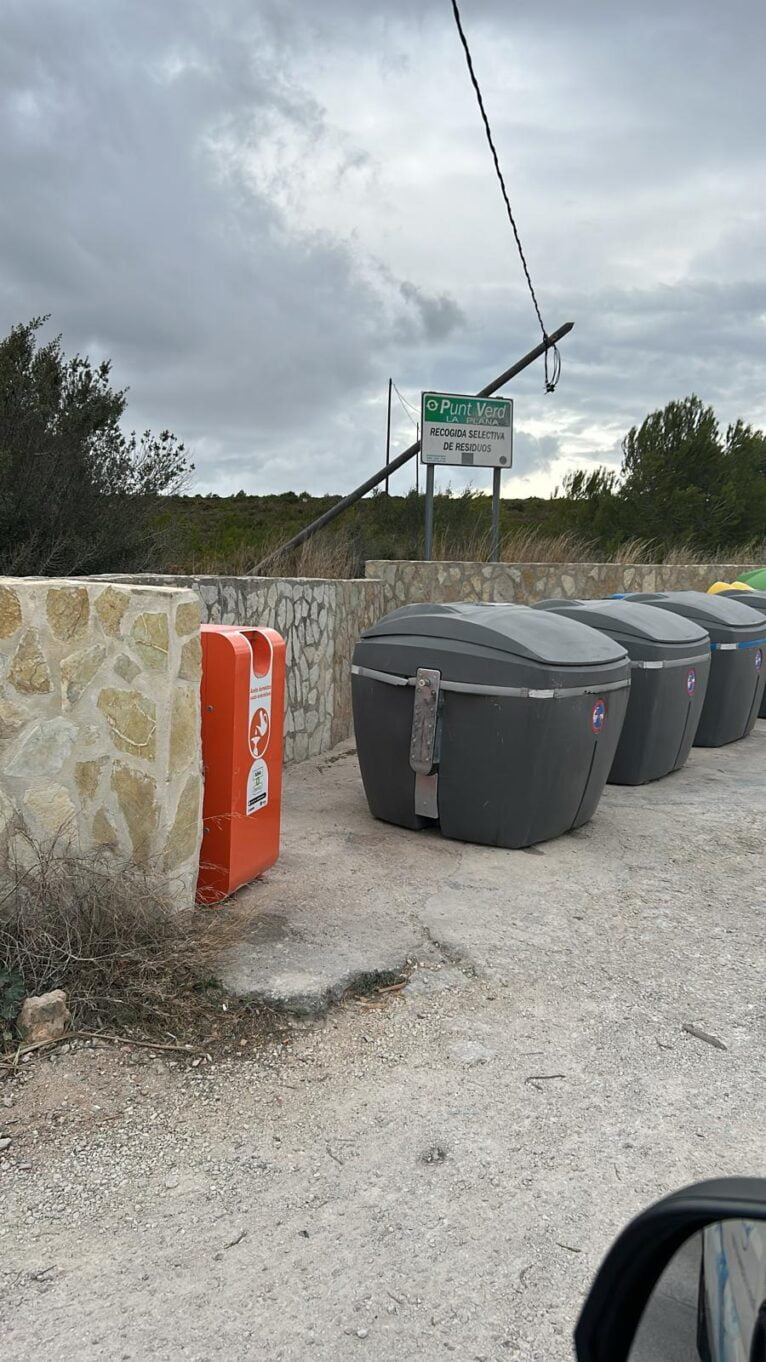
<box><xmin>449</xmin><ymin>0</ymin><xmax>561</xmax><ymax>392</ymax></box>
<box><xmin>392</xmin><ymin>381</ymin><xmax>419</xmax><ymax>426</ymax></box>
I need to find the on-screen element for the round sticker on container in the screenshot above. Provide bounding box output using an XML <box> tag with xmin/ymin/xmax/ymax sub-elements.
<box><xmin>250</xmin><ymin>706</ymin><xmax>271</xmax><ymax>758</ymax></box>
<box><xmin>755</xmin><ymin>648</ymin><xmax>763</xmax><ymax>673</ymax></box>
<box><xmin>686</xmin><ymin>667</ymin><xmax>697</xmax><ymax>696</ymax></box>
<box><xmin>591</xmin><ymin>699</ymin><xmax>606</xmax><ymax>734</ymax></box>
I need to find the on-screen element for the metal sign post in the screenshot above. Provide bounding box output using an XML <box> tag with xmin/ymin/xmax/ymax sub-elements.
<box><xmin>490</xmin><ymin>466</ymin><xmax>502</xmax><ymax>562</ymax></box>
<box><xmin>420</xmin><ymin>390</ymin><xmax>514</xmax><ymax>563</ymax></box>
<box><xmin>384</xmin><ymin>377</ymin><xmax>392</xmax><ymax>495</ymax></box>
<box><xmin>424</xmin><ymin>464</ymin><xmax>435</xmax><ymax>561</ymax></box>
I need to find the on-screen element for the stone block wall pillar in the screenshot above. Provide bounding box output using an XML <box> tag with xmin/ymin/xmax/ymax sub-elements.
<box><xmin>0</xmin><ymin>578</ymin><xmax>203</xmax><ymax>908</ymax></box>
<box><xmin>90</xmin><ymin>573</ymin><xmax>386</xmax><ymax>762</ymax></box>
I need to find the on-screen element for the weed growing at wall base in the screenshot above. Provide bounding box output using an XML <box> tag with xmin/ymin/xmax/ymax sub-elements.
<box><xmin>0</xmin><ymin>831</ymin><xmax>260</xmax><ymax>1044</ymax></box>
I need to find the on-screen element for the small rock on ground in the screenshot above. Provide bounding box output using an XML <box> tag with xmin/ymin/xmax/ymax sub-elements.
<box><xmin>17</xmin><ymin>990</ymin><xmax>71</xmax><ymax>1044</ymax></box>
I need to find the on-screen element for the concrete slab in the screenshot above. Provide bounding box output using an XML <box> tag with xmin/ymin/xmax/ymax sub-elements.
<box><xmin>215</xmin><ymin>742</ymin><xmax>449</xmax><ymax>1014</ymax></box>
<box><xmin>218</xmin><ymin>726</ymin><xmax>766</xmax><ymax>1027</ymax></box>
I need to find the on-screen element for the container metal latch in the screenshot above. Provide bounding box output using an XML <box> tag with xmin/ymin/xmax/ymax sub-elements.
<box><xmin>409</xmin><ymin>667</ymin><xmax>441</xmax><ymax>820</ymax></box>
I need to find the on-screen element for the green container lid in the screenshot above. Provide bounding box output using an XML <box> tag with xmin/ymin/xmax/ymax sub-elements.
<box><xmin>738</xmin><ymin>568</ymin><xmax>766</xmax><ymax>588</ymax></box>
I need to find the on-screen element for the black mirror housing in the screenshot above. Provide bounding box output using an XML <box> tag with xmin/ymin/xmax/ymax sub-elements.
<box><xmin>575</xmin><ymin>1178</ymin><xmax>766</xmax><ymax>1362</ymax></box>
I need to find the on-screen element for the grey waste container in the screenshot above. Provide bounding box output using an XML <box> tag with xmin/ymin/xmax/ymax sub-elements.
<box><xmin>720</xmin><ymin>590</ymin><xmax>766</xmax><ymax>718</ymax></box>
<box><xmin>533</xmin><ymin>598</ymin><xmax>710</xmax><ymax>784</ymax></box>
<box><xmin>351</xmin><ymin>601</ymin><xmax>631</xmax><ymax>849</ymax></box>
<box><xmin>622</xmin><ymin>592</ymin><xmax>766</xmax><ymax>746</ymax></box>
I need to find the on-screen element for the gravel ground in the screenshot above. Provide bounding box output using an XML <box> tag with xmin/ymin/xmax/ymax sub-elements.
<box><xmin>2</xmin><ymin>725</ymin><xmax>766</xmax><ymax>1362</ymax></box>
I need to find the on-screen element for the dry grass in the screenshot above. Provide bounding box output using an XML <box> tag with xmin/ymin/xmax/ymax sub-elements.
<box><xmin>501</xmin><ymin>531</ymin><xmax>765</xmax><ymax>568</ymax></box>
<box><xmin>660</xmin><ymin>539</ymin><xmax>766</xmax><ymax>567</ymax></box>
<box><xmin>170</xmin><ymin>521</ymin><xmax>766</xmax><ymax>579</ymax></box>
<box><xmin>430</xmin><ymin>526</ymin><xmax>593</xmax><ymax>563</ymax></box>
<box><xmin>259</xmin><ymin>531</ymin><xmax>359</xmax><ymax>580</ymax></box>
<box><xmin>501</xmin><ymin>528</ymin><xmax>597</xmax><ymax>564</ymax></box>
<box><xmin>432</xmin><ymin>526</ymin><xmax>646</xmax><ymax>565</ymax></box>
<box><xmin>606</xmin><ymin>537</ymin><xmax>658</xmax><ymax>564</ymax></box>
<box><xmin>604</xmin><ymin>538</ymin><xmax>766</xmax><ymax>567</ymax></box>
<box><xmin>185</xmin><ymin>529</ymin><xmax>359</xmax><ymax>580</ymax></box>
<box><xmin>180</xmin><ymin>544</ymin><xmax>256</xmax><ymax>576</ymax></box>
<box><xmin>600</xmin><ymin>537</ymin><xmax>721</xmax><ymax>566</ymax></box>
<box><xmin>0</xmin><ymin>832</ymin><xmax>257</xmax><ymax>1045</ymax></box>
<box><xmin>429</xmin><ymin>526</ymin><xmax>493</xmax><ymax>563</ymax></box>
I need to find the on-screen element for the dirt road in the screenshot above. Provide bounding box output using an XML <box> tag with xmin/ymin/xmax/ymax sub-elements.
<box><xmin>3</xmin><ymin>729</ymin><xmax>765</xmax><ymax>1361</ymax></box>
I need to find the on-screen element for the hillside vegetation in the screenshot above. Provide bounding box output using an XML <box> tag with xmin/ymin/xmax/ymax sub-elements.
<box><xmin>2</xmin><ymin>319</ymin><xmax>764</xmax><ymax>578</ymax></box>
<box><xmin>154</xmin><ymin>488</ymin><xmax>560</xmax><ymax>577</ymax></box>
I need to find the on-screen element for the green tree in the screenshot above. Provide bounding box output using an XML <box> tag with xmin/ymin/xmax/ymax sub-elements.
<box><xmin>714</xmin><ymin>418</ymin><xmax>766</xmax><ymax>544</ymax></box>
<box><xmin>619</xmin><ymin>396</ymin><xmax>724</xmax><ymax>544</ymax></box>
<box><xmin>552</xmin><ymin>466</ymin><xmax>626</xmax><ymax>546</ymax></box>
<box><xmin>551</xmin><ymin>395</ymin><xmax>766</xmax><ymax>554</ymax></box>
<box><xmin>0</xmin><ymin>318</ymin><xmax>191</xmax><ymax>575</ymax></box>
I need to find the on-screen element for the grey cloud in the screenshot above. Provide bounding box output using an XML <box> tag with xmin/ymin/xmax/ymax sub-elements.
<box><xmin>399</xmin><ymin>282</ymin><xmax>465</xmax><ymax>341</ymax></box>
<box><xmin>0</xmin><ymin>0</ymin><xmax>450</xmax><ymax>484</ymax></box>
<box><xmin>0</xmin><ymin>0</ymin><xmax>764</xmax><ymax>496</ymax></box>
<box><xmin>510</xmin><ymin>431</ymin><xmax>560</xmax><ymax>475</ymax></box>
<box><xmin>387</xmin><ymin>264</ymin><xmax>766</xmax><ymax>495</ymax></box>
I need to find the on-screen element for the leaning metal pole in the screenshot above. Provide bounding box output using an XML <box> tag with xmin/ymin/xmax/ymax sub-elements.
<box><xmin>252</xmin><ymin>321</ymin><xmax>574</xmax><ymax>574</ymax></box>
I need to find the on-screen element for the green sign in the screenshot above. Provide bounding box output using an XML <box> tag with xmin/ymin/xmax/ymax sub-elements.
<box><xmin>420</xmin><ymin>390</ymin><xmax>513</xmax><ymax>468</ymax></box>
<box><xmin>422</xmin><ymin>395</ymin><xmax>510</xmax><ymax>427</ymax></box>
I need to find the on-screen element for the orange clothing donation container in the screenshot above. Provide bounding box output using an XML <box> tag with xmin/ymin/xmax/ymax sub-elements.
<box><xmin>197</xmin><ymin>624</ymin><xmax>286</xmax><ymax>904</ymax></box>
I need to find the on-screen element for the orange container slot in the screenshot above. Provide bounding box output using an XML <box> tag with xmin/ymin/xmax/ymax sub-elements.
<box><xmin>197</xmin><ymin>624</ymin><xmax>286</xmax><ymax>904</ymax></box>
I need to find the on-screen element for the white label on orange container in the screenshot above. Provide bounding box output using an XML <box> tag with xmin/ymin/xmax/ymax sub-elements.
<box><xmin>247</xmin><ymin>634</ymin><xmax>272</xmax><ymax>814</ymax></box>
<box><xmin>247</xmin><ymin>758</ymin><xmax>269</xmax><ymax>814</ymax></box>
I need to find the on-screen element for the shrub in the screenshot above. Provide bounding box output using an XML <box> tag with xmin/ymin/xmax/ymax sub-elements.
<box><xmin>0</xmin><ymin>832</ymin><xmax>238</xmax><ymax>1040</ymax></box>
<box><xmin>0</xmin><ymin>318</ymin><xmax>191</xmax><ymax>575</ymax></box>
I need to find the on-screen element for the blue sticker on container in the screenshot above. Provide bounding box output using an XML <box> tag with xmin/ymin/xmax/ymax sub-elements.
<box><xmin>687</xmin><ymin>668</ymin><xmax>697</xmax><ymax>696</ymax></box>
<box><xmin>756</xmin><ymin>649</ymin><xmax>763</xmax><ymax>672</ymax></box>
<box><xmin>591</xmin><ymin>699</ymin><xmax>606</xmax><ymax>734</ymax></box>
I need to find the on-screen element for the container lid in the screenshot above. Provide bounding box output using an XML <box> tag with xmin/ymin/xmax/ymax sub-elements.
<box><xmin>739</xmin><ymin>569</ymin><xmax>766</xmax><ymax>590</ymax></box>
<box><xmin>624</xmin><ymin>590</ymin><xmax>766</xmax><ymax>630</ymax></box>
<box><xmin>362</xmin><ymin>601</ymin><xmax>627</xmax><ymax>666</ymax></box>
<box><xmin>722</xmin><ymin>588</ymin><xmax>766</xmax><ymax>608</ymax></box>
<box><xmin>534</xmin><ymin>597</ymin><xmax>708</xmax><ymax>645</ymax></box>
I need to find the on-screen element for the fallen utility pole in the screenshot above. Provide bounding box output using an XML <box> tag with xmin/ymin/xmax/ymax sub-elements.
<box><xmin>253</xmin><ymin>321</ymin><xmax>574</xmax><ymax>574</ymax></box>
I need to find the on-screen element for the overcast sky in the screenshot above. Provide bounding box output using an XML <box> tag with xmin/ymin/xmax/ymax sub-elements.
<box><xmin>1</xmin><ymin>0</ymin><xmax>764</xmax><ymax>497</ymax></box>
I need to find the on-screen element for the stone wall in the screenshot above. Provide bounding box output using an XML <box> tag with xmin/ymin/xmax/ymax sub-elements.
<box><xmin>95</xmin><ymin>575</ymin><xmax>385</xmax><ymax>763</ymax></box>
<box><xmin>87</xmin><ymin>562</ymin><xmax>759</xmax><ymax>771</ymax></box>
<box><xmin>365</xmin><ymin>560</ymin><xmax>757</xmax><ymax>612</ymax></box>
<box><xmin>331</xmin><ymin>579</ymin><xmax>387</xmax><ymax>746</ymax></box>
<box><xmin>0</xmin><ymin>578</ymin><xmax>203</xmax><ymax>907</ymax></box>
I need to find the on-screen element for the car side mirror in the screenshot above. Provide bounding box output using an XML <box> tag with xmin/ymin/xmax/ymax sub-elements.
<box><xmin>575</xmin><ymin>1179</ymin><xmax>766</xmax><ymax>1362</ymax></box>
